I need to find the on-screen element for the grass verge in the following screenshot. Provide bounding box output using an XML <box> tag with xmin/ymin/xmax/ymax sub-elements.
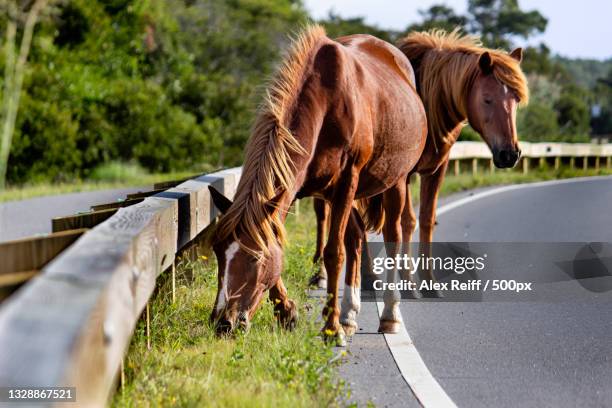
<box><xmin>112</xmin><ymin>199</ymin><xmax>347</xmax><ymax>407</ymax></box>
<box><xmin>0</xmin><ymin>161</ymin><xmax>207</xmax><ymax>203</ymax></box>
<box><xmin>416</xmin><ymin>165</ymin><xmax>612</xmax><ymax>203</ymax></box>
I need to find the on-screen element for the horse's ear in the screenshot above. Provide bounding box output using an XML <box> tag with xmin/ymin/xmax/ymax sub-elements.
<box><xmin>510</xmin><ymin>47</ymin><xmax>523</xmax><ymax>63</ymax></box>
<box><xmin>478</xmin><ymin>52</ymin><xmax>493</xmax><ymax>74</ymax></box>
<box><xmin>208</xmin><ymin>185</ymin><xmax>233</xmax><ymax>214</ymax></box>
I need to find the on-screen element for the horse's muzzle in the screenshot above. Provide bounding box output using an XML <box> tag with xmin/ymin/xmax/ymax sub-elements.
<box><xmin>216</xmin><ymin>317</ymin><xmax>234</xmax><ymax>335</ymax></box>
<box><xmin>215</xmin><ymin>312</ymin><xmax>250</xmax><ymax>336</ymax></box>
<box><xmin>493</xmin><ymin>148</ymin><xmax>521</xmax><ymax>168</ymax></box>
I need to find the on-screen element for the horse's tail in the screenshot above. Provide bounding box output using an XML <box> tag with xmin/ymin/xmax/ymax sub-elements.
<box><xmin>356</xmin><ymin>195</ymin><xmax>385</xmax><ymax>233</ymax></box>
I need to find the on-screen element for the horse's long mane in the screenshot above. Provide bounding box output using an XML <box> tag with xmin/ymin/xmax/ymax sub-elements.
<box><xmin>397</xmin><ymin>29</ymin><xmax>529</xmax><ymax>149</ymax></box>
<box><xmin>215</xmin><ymin>25</ymin><xmax>326</xmax><ymax>256</ymax></box>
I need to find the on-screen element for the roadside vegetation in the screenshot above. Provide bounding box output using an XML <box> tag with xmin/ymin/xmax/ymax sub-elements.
<box><xmin>434</xmin><ymin>165</ymin><xmax>612</xmax><ymax>201</ymax></box>
<box><xmin>2</xmin><ymin>0</ymin><xmax>610</xmax><ymax>190</ymax></box>
<box><xmin>113</xmin><ymin>200</ymin><xmax>348</xmax><ymax>407</ymax></box>
<box><xmin>4</xmin><ymin>161</ymin><xmax>611</xmax><ymax>204</ymax></box>
<box><xmin>0</xmin><ymin>161</ymin><xmax>202</xmax><ymax>203</ymax></box>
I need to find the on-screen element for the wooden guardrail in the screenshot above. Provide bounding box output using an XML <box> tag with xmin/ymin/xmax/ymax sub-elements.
<box><xmin>449</xmin><ymin>141</ymin><xmax>612</xmax><ymax>175</ymax></box>
<box><xmin>0</xmin><ymin>141</ymin><xmax>610</xmax><ymax>406</ymax></box>
<box><xmin>0</xmin><ymin>168</ymin><xmax>241</xmax><ymax>407</ymax></box>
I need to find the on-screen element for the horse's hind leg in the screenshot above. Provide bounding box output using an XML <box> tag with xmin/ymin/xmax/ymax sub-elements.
<box><xmin>322</xmin><ymin>165</ymin><xmax>361</xmax><ymax>346</ymax></box>
<box><xmin>340</xmin><ymin>207</ymin><xmax>365</xmax><ymax>336</ymax></box>
<box><xmin>399</xmin><ymin>174</ymin><xmax>421</xmax><ymax>299</ymax></box>
<box><xmin>309</xmin><ymin>198</ymin><xmax>329</xmax><ymax>289</ymax></box>
<box><xmin>379</xmin><ymin>181</ymin><xmax>406</xmax><ymax>334</ymax></box>
<box><xmin>269</xmin><ymin>277</ymin><xmax>298</xmax><ymax>330</ymax></box>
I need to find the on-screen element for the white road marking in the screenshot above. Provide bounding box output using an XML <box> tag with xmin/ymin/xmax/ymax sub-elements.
<box><xmin>376</xmin><ymin>301</ymin><xmax>456</xmax><ymax>408</ymax></box>
<box><xmin>377</xmin><ymin>176</ymin><xmax>612</xmax><ymax>408</ymax></box>
<box><xmin>216</xmin><ymin>241</ymin><xmax>239</xmax><ymax>313</ymax></box>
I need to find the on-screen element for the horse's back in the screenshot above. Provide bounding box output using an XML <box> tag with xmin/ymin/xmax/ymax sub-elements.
<box><xmin>337</xmin><ymin>34</ymin><xmax>418</xmax><ymax>89</ymax></box>
<box><xmin>299</xmin><ymin>33</ymin><xmax>426</xmax><ymax>199</ymax></box>
<box><xmin>336</xmin><ymin>34</ymin><xmax>427</xmax><ymax>196</ymax></box>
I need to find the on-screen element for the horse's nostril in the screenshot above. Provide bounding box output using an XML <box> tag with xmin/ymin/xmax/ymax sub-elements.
<box><xmin>216</xmin><ymin>318</ymin><xmax>233</xmax><ymax>335</ymax></box>
<box><xmin>237</xmin><ymin>313</ymin><xmax>251</xmax><ymax>331</ymax></box>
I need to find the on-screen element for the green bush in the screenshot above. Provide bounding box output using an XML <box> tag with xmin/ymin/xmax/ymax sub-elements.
<box><xmin>459</xmin><ymin>125</ymin><xmax>481</xmax><ymax>141</ymax></box>
<box><xmin>88</xmin><ymin>161</ymin><xmax>148</xmax><ymax>183</ymax></box>
<box><xmin>517</xmin><ymin>102</ymin><xmax>560</xmax><ymax>141</ymax></box>
<box><xmin>6</xmin><ymin>0</ymin><xmax>307</xmax><ymax>184</ymax></box>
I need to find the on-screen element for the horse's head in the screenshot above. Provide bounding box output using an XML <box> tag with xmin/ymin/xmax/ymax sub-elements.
<box><xmin>208</xmin><ymin>186</ymin><xmax>284</xmax><ymax>335</ymax></box>
<box><xmin>467</xmin><ymin>48</ymin><xmax>524</xmax><ymax>168</ymax></box>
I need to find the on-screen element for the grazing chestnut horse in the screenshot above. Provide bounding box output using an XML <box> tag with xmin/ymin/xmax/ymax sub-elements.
<box><xmin>207</xmin><ymin>25</ymin><xmax>427</xmax><ymax>343</ymax></box>
<box><xmin>310</xmin><ymin>29</ymin><xmax>528</xmax><ymax>308</ymax></box>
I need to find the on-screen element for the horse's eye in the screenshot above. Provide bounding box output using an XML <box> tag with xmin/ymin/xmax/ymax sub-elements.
<box><xmin>484</xmin><ymin>99</ymin><xmax>492</xmax><ymax>105</ymax></box>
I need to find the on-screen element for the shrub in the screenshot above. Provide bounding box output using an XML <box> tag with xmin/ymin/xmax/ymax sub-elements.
<box><xmin>88</xmin><ymin>161</ymin><xmax>148</xmax><ymax>183</ymax></box>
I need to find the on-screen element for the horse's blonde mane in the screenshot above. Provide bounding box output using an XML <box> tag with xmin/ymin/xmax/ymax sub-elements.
<box><xmin>215</xmin><ymin>25</ymin><xmax>326</xmax><ymax>256</ymax></box>
<box><xmin>398</xmin><ymin>29</ymin><xmax>528</xmax><ymax>148</ymax></box>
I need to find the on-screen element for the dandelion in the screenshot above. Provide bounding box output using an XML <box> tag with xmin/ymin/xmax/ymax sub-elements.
<box><xmin>324</xmin><ymin>329</ymin><xmax>334</xmax><ymax>336</ymax></box>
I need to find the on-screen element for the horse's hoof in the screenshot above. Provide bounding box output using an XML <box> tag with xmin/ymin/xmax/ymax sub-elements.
<box><xmin>308</xmin><ymin>274</ymin><xmax>327</xmax><ymax>289</ymax></box>
<box><xmin>378</xmin><ymin>320</ymin><xmax>402</xmax><ymax>334</ymax></box>
<box><xmin>275</xmin><ymin>299</ymin><xmax>298</xmax><ymax>330</ymax></box>
<box><xmin>341</xmin><ymin>322</ymin><xmax>358</xmax><ymax>337</ymax></box>
<box><xmin>322</xmin><ymin>327</ymin><xmax>346</xmax><ymax>347</ymax></box>
<box><xmin>420</xmin><ymin>289</ymin><xmax>444</xmax><ymax>298</ymax></box>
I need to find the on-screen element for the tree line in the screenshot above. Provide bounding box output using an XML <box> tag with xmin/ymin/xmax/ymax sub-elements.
<box><xmin>0</xmin><ymin>0</ymin><xmax>610</xmax><ymax>186</ymax></box>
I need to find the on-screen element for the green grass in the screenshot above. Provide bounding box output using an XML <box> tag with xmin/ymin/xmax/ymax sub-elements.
<box><xmin>0</xmin><ymin>161</ymin><xmax>203</xmax><ymax>203</ymax></box>
<box><xmin>415</xmin><ymin>164</ymin><xmax>612</xmax><ymax>204</ymax></box>
<box><xmin>112</xmin><ymin>199</ymin><xmax>348</xmax><ymax>408</ymax></box>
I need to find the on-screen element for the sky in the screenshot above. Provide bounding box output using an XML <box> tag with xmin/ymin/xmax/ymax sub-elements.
<box><xmin>304</xmin><ymin>0</ymin><xmax>612</xmax><ymax>60</ymax></box>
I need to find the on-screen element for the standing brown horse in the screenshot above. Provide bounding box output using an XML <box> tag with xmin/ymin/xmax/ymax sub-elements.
<box><xmin>207</xmin><ymin>25</ymin><xmax>427</xmax><ymax>343</ymax></box>
<box><xmin>310</xmin><ymin>29</ymin><xmax>529</xmax><ymax>323</ymax></box>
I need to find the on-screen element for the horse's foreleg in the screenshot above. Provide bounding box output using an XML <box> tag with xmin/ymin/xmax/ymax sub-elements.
<box><xmin>269</xmin><ymin>277</ymin><xmax>298</xmax><ymax>330</ymax></box>
<box><xmin>340</xmin><ymin>208</ymin><xmax>365</xmax><ymax>336</ymax></box>
<box><xmin>379</xmin><ymin>181</ymin><xmax>406</xmax><ymax>334</ymax></box>
<box><xmin>322</xmin><ymin>166</ymin><xmax>360</xmax><ymax>346</ymax></box>
<box><xmin>309</xmin><ymin>198</ymin><xmax>329</xmax><ymax>289</ymax></box>
<box><xmin>418</xmin><ymin>160</ymin><xmax>448</xmax><ymax>298</ymax></box>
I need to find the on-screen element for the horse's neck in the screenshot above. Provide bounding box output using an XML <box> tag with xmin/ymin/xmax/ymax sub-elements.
<box><xmin>428</xmin><ymin>116</ymin><xmax>465</xmax><ymax>157</ymax></box>
<box><xmin>280</xmin><ymin>97</ymin><xmax>328</xmax><ymax>212</ymax></box>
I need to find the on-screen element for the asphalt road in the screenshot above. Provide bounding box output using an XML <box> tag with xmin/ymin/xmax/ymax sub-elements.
<box><xmin>397</xmin><ymin>176</ymin><xmax>612</xmax><ymax>407</ymax></box>
<box><xmin>3</xmin><ymin>177</ymin><xmax>611</xmax><ymax>407</ymax></box>
<box><xmin>0</xmin><ymin>187</ymin><xmax>146</xmax><ymax>242</ymax></box>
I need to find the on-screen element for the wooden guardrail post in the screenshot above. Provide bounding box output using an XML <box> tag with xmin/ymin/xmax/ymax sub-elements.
<box><xmin>595</xmin><ymin>156</ymin><xmax>600</xmax><ymax>171</ymax></box>
<box><xmin>554</xmin><ymin>157</ymin><xmax>560</xmax><ymax>171</ymax></box>
<box><xmin>570</xmin><ymin>156</ymin><xmax>575</xmax><ymax>170</ymax></box>
<box><xmin>583</xmin><ymin>156</ymin><xmax>588</xmax><ymax>171</ymax></box>
<box><xmin>453</xmin><ymin>159</ymin><xmax>460</xmax><ymax>176</ymax></box>
<box><xmin>608</xmin><ymin>156</ymin><xmax>611</xmax><ymax>169</ymax></box>
<box><xmin>522</xmin><ymin>157</ymin><xmax>529</xmax><ymax>174</ymax></box>
<box><xmin>489</xmin><ymin>159</ymin><xmax>494</xmax><ymax>173</ymax></box>
<box><xmin>472</xmin><ymin>158</ymin><xmax>478</xmax><ymax>175</ymax></box>
<box><xmin>539</xmin><ymin>157</ymin><xmax>546</xmax><ymax>169</ymax></box>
